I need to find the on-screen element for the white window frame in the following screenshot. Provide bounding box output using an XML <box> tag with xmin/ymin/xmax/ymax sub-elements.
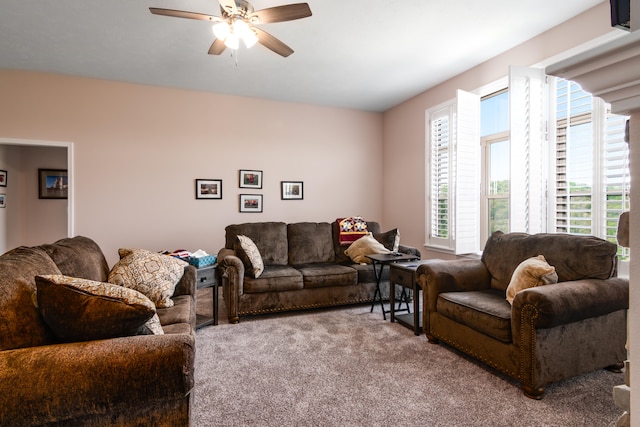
<box><xmin>425</xmin><ymin>90</ymin><xmax>480</xmax><ymax>254</ymax></box>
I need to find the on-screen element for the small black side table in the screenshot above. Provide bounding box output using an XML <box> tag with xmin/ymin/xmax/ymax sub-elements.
<box><xmin>389</xmin><ymin>260</ymin><xmax>435</xmax><ymax>335</ymax></box>
<box><xmin>195</xmin><ymin>264</ymin><xmax>218</xmax><ymax>328</ymax></box>
<box><xmin>366</xmin><ymin>253</ymin><xmax>419</xmax><ymax>320</ymax></box>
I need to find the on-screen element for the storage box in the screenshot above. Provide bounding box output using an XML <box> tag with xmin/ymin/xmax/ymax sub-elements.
<box><xmin>189</xmin><ymin>255</ymin><xmax>216</xmax><ymax>268</ymax></box>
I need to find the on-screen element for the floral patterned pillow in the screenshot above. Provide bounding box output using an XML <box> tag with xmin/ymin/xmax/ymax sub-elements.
<box><xmin>108</xmin><ymin>248</ymin><xmax>187</xmax><ymax>308</ymax></box>
<box><xmin>235</xmin><ymin>235</ymin><xmax>264</xmax><ymax>278</ymax></box>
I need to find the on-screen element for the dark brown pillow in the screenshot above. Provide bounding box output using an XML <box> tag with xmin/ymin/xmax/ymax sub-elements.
<box><xmin>373</xmin><ymin>228</ymin><xmax>400</xmax><ymax>251</ymax></box>
<box><xmin>36</xmin><ymin>275</ymin><xmax>160</xmax><ymax>342</ymax></box>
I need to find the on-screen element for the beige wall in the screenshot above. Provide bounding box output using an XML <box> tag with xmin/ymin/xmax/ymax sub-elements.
<box><xmin>0</xmin><ymin>71</ymin><xmax>383</xmax><ymax>265</ymax></box>
<box><xmin>382</xmin><ymin>1</ymin><xmax>620</xmax><ymax>258</ymax></box>
<box><xmin>0</xmin><ymin>2</ymin><xmax>621</xmax><ymax>265</ymax></box>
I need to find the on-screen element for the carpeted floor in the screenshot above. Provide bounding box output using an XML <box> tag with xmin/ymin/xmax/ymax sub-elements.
<box><xmin>194</xmin><ymin>287</ymin><xmax>624</xmax><ymax>426</ymax></box>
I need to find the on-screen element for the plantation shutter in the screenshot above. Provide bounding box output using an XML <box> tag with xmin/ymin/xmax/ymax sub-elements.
<box><xmin>509</xmin><ymin>66</ymin><xmax>547</xmax><ymax>234</ymax></box>
<box><xmin>554</xmin><ymin>79</ymin><xmax>594</xmax><ymax>235</ymax></box>
<box><xmin>454</xmin><ymin>89</ymin><xmax>481</xmax><ymax>254</ymax></box>
<box><xmin>428</xmin><ymin>105</ymin><xmax>452</xmax><ymax>248</ymax></box>
<box><xmin>603</xmin><ymin>111</ymin><xmax>630</xmax><ymax>242</ymax></box>
<box><xmin>426</xmin><ymin>90</ymin><xmax>480</xmax><ymax>254</ymax></box>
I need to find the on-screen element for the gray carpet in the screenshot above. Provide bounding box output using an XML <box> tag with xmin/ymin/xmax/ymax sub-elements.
<box><xmin>194</xmin><ymin>287</ymin><xmax>623</xmax><ymax>426</ymax></box>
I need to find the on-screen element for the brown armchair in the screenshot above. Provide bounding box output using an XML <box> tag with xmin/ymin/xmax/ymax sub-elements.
<box><xmin>417</xmin><ymin>231</ymin><xmax>628</xmax><ymax>399</ymax></box>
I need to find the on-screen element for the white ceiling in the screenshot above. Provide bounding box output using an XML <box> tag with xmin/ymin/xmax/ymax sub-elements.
<box><xmin>0</xmin><ymin>0</ymin><xmax>605</xmax><ymax>112</ymax></box>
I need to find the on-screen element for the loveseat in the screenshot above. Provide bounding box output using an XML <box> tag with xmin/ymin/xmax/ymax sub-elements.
<box><xmin>217</xmin><ymin>221</ymin><xmax>420</xmax><ymax>323</ymax></box>
<box><xmin>0</xmin><ymin>236</ymin><xmax>196</xmax><ymax>426</ymax></box>
<box><xmin>417</xmin><ymin>231</ymin><xmax>629</xmax><ymax>399</ymax></box>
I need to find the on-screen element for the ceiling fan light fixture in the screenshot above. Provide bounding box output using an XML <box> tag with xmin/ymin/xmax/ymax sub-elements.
<box><xmin>224</xmin><ymin>32</ymin><xmax>240</xmax><ymax>50</ymax></box>
<box><xmin>212</xmin><ymin>21</ymin><xmax>230</xmax><ymax>40</ymax></box>
<box><xmin>243</xmin><ymin>29</ymin><xmax>259</xmax><ymax>48</ymax></box>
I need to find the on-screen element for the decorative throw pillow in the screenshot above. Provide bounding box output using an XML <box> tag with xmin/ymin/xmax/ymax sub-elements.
<box><xmin>108</xmin><ymin>248</ymin><xmax>187</xmax><ymax>308</ymax></box>
<box><xmin>374</xmin><ymin>228</ymin><xmax>401</xmax><ymax>252</ymax></box>
<box><xmin>235</xmin><ymin>235</ymin><xmax>264</xmax><ymax>278</ymax></box>
<box><xmin>344</xmin><ymin>232</ymin><xmax>391</xmax><ymax>264</ymax></box>
<box><xmin>337</xmin><ymin>217</ymin><xmax>369</xmax><ymax>246</ymax></box>
<box><xmin>505</xmin><ymin>255</ymin><xmax>559</xmax><ymax>304</ymax></box>
<box><xmin>35</xmin><ymin>275</ymin><xmax>160</xmax><ymax>342</ymax></box>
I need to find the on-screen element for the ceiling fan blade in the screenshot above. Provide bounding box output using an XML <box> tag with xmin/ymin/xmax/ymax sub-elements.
<box><xmin>249</xmin><ymin>3</ymin><xmax>312</xmax><ymax>24</ymax></box>
<box><xmin>208</xmin><ymin>38</ymin><xmax>227</xmax><ymax>55</ymax></box>
<box><xmin>218</xmin><ymin>0</ymin><xmax>238</xmax><ymax>16</ymax></box>
<box><xmin>149</xmin><ymin>7</ymin><xmax>222</xmax><ymax>23</ymax></box>
<box><xmin>253</xmin><ymin>27</ymin><xmax>294</xmax><ymax>57</ymax></box>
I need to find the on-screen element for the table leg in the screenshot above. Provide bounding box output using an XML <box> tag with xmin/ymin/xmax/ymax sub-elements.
<box><xmin>369</xmin><ymin>261</ymin><xmax>387</xmax><ymax>320</ymax></box>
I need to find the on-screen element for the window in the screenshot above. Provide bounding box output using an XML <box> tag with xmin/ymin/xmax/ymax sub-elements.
<box><xmin>426</xmin><ymin>71</ymin><xmax>629</xmax><ymax>260</ymax></box>
<box><xmin>426</xmin><ymin>90</ymin><xmax>480</xmax><ymax>254</ymax></box>
<box><xmin>480</xmin><ymin>89</ymin><xmax>510</xmax><ymax>243</ymax></box>
<box><xmin>551</xmin><ymin>78</ymin><xmax>630</xmax><ymax>256</ymax></box>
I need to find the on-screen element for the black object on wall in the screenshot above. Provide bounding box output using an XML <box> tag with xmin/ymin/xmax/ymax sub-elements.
<box><xmin>610</xmin><ymin>0</ymin><xmax>631</xmax><ymax>31</ymax></box>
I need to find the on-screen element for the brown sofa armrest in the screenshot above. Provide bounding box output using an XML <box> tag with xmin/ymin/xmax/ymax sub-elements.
<box><xmin>0</xmin><ymin>333</ymin><xmax>195</xmax><ymax>426</ymax></box>
<box><xmin>417</xmin><ymin>259</ymin><xmax>491</xmax><ymax>312</ymax></box>
<box><xmin>398</xmin><ymin>244</ymin><xmax>421</xmax><ymax>259</ymax></box>
<box><xmin>512</xmin><ymin>277</ymin><xmax>629</xmax><ymax>332</ymax></box>
<box><xmin>173</xmin><ymin>265</ymin><xmax>196</xmax><ymax>297</ymax></box>
<box><xmin>217</xmin><ymin>250</ymin><xmax>245</xmax><ymax>323</ymax></box>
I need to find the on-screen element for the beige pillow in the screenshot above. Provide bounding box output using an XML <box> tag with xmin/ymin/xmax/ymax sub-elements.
<box><xmin>506</xmin><ymin>255</ymin><xmax>558</xmax><ymax>304</ymax></box>
<box><xmin>344</xmin><ymin>232</ymin><xmax>391</xmax><ymax>264</ymax></box>
<box><xmin>36</xmin><ymin>275</ymin><xmax>160</xmax><ymax>342</ymax></box>
<box><xmin>108</xmin><ymin>248</ymin><xmax>187</xmax><ymax>308</ymax></box>
<box><xmin>235</xmin><ymin>235</ymin><xmax>264</xmax><ymax>278</ymax></box>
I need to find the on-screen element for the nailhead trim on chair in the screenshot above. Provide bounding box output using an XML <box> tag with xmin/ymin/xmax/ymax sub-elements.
<box><xmin>519</xmin><ymin>304</ymin><xmax>540</xmax><ymax>388</ymax></box>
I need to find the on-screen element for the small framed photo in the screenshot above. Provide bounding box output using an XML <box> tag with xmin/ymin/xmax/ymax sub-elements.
<box><xmin>239</xmin><ymin>194</ymin><xmax>263</xmax><ymax>213</ymax></box>
<box><xmin>0</xmin><ymin>170</ymin><xmax>7</xmax><ymax>187</ymax></box>
<box><xmin>38</xmin><ymin>169</ymin><xmax>68</xmax><ymax>199</ymax></box>
<box><xmin>239</xmin><ymin>169</ymin><xmax>262</xmax><ymax>189</ymax></box>
<box><xmin>195</xmin><ymin>179</ymin><xmax>222</xmax><ymax>199</ymax></box>
<box><xmin>0</xmin><ymin>194</ymin><xmax>5</xmax><ymax>208</ymax></box>
<box><xmin>281</xmin><ymin>181</ymin><xmax>303</xmax><ymax>200</ymax></box>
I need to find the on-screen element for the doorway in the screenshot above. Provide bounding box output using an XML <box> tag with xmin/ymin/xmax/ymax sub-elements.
<box><xmin>0</xmin><ymin>138</ymin><xmax>73</xmax><ymax>253</ymax></box>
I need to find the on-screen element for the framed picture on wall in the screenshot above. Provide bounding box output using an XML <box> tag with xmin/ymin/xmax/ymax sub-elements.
<box><xmin>0</xmin><ymin>170</ymin><xmax>7</xmax><ymax>187</ymax></box>
<box><xmin>38</xmin><ymin>169</ymin><xmax>68</xmax><ymax>199</ymax></box>
<box><xmin>0</xmin><ymin>194</ymin><xmax>5</xmax><ymax>208</ymax></box>
<box><xmin>195</xmin><ymin>179</ymin><xmax>222</xmax><ymax>199</ymax></box>
<box><xmin>281</xmin><ymin>181</ymin><xmax>303</xmax><ymax>200</ymax></box>
<box><xmin>239</xmin><ymin>169</ymin><xmax>262</xmax><ymax>189</ymax></box>
<box><xmin>239</xmin><ymin>194</ymin><xmax>263</xmax><ymax>213</ymax></box>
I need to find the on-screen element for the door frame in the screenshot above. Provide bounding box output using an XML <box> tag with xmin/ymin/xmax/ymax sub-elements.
<box><xmin>0</xmin><ymin>137</ymin><xmax>74</xmax><ymax>237</ymax></box>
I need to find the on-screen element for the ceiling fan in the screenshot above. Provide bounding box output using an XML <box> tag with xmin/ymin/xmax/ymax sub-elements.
<box><xmin>150</xmin><ymin>0</ymin><xmax>312</xmax><ymax>58</ymax></box>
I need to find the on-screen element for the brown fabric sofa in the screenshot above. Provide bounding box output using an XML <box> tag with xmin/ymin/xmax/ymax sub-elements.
<box><xmin>417</xmin><ymin>231</ymin><xmax>629</xmax><ymax>399</ymax></box>
<box><xmin>0</xmin><ymin>236</ymin><xmax>196</xmax><ymax>426</ymax></box>
<box><xmin>217</xmin><ymin>221</ymin><xmax>420</xmax><ymax>323</ymax></box>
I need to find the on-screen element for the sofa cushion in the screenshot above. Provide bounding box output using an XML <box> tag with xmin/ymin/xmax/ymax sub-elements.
<box><xmin>296</xmin><ymin>263</ymin><xmax>358</xmax><ymax>289</ymax></box>
<box><xmin>35</xmin><ymin>275</ymin><xmax>159</xmax><ymax>342</ymax></box>
<box><xmin>243</xmin><ymin>265</ymin><xmax>304</xmax><ymax>293</ymax></box>
<box><xmin>235</xmin><ymin>235</ymin><xmax>264</xmax><ymax>278</ymax></box>
<box><xmin>506</xmin><ymin>255</ymin><xmax>558</xmax><ymax>304</ymax></box>
<box><xmin>156</xmin><ymin>294</ymin><xmax>193</xmax><ymax>332</ymax></box>
<box><xmin>351</xmin><ymin>263</ymin><xmax>390</xmax><ymax>283</ymax></box>
<box><xmin>438</xmin><ymin>289</ymin><xmax>512</xmax><ymax>343</ymax></box>
<box><xmin>226</xmin><ymin>222</ymin><xmax>288</xmax><ymax>265</ymax></box>
<box><xmin>40</xmin><ymin>236</ymin><xmax>110</xmax><ymax>282</ymax></box>
<box><xmin>0</xmin><ymin>246</ymin><xmax>60</xmax><ymax>350</ymax></box>
<box><xmin>288</xmin><ymin>222</ymin><xmax>335</xmax><ymax>265</ymax></box>
<box><xmin>108</xmin><ymin>248</ymin><xmax>188</xmax><ymax>308</ymax></box>
<box><xmin>344</xmin><ymin>233</ymin><xmax>391</xmax><ymax>263</ymax></box>
<box><xmin>481</xmin><ymin>231</ymin><xmax>618</xmax><ymax>291</ymax></box>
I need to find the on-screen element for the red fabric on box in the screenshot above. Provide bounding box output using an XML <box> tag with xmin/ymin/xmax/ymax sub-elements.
<box><xmin>337</xmin><ymin>217</ymin><xmax>368</xmax><ymax>246</ymax></box>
